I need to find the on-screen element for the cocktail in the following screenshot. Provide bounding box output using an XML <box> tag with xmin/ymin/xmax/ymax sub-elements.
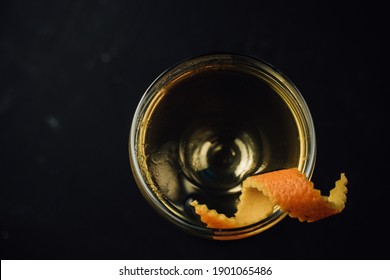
<box><xmin>129</xmin><ymin>53</ymin><xmax>316</xmax><ymax>239</ymax></box>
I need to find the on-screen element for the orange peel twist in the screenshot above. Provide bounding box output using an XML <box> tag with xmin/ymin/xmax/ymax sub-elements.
<box><xmin>191</xmin><ymin>168</ymin><xmax>348</xmax><ymax>228</ymax></box>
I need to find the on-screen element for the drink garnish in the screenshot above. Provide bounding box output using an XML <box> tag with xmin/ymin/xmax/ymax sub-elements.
<box><xmin>190</xmin><ymin>168</ymin><xmax>348</xmax><ymax>228</ymax></box>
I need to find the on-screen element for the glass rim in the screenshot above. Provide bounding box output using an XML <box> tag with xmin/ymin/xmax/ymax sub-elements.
<box><xmin>129</xmin><ymin>53</ymin><xmax>316</xmax><ymax>240</ymax></box>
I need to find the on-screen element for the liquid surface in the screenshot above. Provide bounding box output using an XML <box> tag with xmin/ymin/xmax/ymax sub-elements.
<box><xmin>141</xmin><ymin>68</ymin><xmax>301</xmax><ymax>223</ymax></box>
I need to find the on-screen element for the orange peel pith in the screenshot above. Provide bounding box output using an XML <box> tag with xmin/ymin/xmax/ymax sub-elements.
<box><xmin>191</xmin><ymin>168</ymin><xmax>348</xmax><ymax>229</ymax></box>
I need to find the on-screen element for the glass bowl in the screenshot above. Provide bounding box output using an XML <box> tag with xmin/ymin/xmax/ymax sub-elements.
<box><xmin>129</xmin><ymin>53</ymin><xmax>316</xmax><ymax>240</ymax></box>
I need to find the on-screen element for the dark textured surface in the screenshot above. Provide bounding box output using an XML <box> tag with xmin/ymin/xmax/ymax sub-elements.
<box><xmin>1</xmin><ymin>1</ymin><xmax>388</xmax><ymax>259</ymax></box>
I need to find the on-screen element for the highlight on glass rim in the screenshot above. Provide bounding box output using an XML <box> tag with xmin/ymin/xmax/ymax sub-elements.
<box><xmin>129</xmin><ymin>53</ymin><xmax>348</xmax><ymax>240</ymax></box>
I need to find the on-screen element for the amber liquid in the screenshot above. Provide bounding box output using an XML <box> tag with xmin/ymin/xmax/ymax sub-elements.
<box><xmin>139</xmin><ymin>67</ymin><xmax>301</xmax><ymax>223</ymax></box>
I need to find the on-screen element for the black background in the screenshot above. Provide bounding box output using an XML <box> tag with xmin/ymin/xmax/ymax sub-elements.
<box><xmin>1</xmin><ymin>1</ymin><xmax>389</xmax><ymax>259</ymax></box>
